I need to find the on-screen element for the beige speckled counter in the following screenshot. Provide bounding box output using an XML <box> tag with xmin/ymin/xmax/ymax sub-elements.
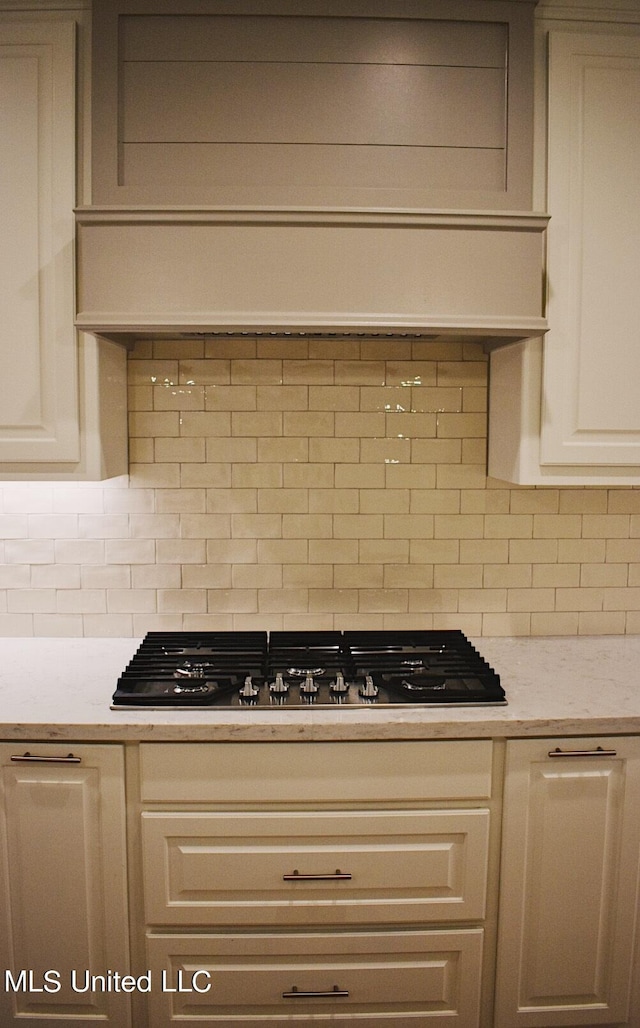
<box><xmin>1</xmin><ymin>636</ymin><xmax>640</xmax><ymax>742</ymax></box>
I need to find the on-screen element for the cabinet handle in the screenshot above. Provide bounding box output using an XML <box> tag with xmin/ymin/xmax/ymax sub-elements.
<box><xmin>548</xmin><ymin>746</ymin><xmax>617</xmax><ymax>758</ymax></box>
<box><xmin>10</xmin><ymin>752</ymin><xmax>82</xmax><ymax>764</ymax></box>
<box><xmin>283</xmin><ymin>869</ymin><xmax>352</xmax><ymax>881</ymax></box>
<box><xmin>283</xmin><ymin>985</ymin><xmax>349</xmax><ymax>999</ymax></box>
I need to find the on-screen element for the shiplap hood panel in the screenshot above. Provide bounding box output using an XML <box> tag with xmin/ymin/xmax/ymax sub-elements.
<box><xmin>77</xmin><ymin>0</ymin><xmax>547</xmax><ymax>344</ymax></box>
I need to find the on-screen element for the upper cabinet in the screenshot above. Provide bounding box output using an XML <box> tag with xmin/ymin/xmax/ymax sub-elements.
<box><xmin>489</xmin><ymin>20</ymin><xmax>640</xmax><ymax>484</ymax></box>
<box><xmin>0</xmin><ymin>15</ymin><xmax>127</xmax><ymax>481</ymax></box>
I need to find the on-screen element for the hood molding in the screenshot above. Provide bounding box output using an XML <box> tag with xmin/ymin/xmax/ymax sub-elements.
<box><xmin>75</xmin><ymin>206</ymin><xmax>549</xmax><ymax>345</ymax></box>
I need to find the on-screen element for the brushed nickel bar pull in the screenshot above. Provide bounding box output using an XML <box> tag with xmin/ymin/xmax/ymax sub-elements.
<box><xmin>548</xmin><ymin>746</ymin><xmax>617</xmax><ymax>758</ymax></box>
<box><xmin>283</xmin><ymin>869</ymin><xmax>352</xmax><ymax>881</ymax></box>
<box><xmin>283</xmin><ymin>985</ymin><xmax>349</xmax><ymax>999</ymax></box>
<box><xmin>10</xmin><ymin>752</ymin><xmax>81</xmax><ymax>764</ymax></box>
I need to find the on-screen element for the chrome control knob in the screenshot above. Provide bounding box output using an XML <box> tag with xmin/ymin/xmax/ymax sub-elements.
<box><xmin>269</xmin><ymin>672</ymin><xmax>289</xmax><ymax>694</ymax></box>
<box><xmin>300</xmin><ymin>674</ymin><xmax>319</xmax><ymax>695</ymax></box>
<box><xmin>239</xmin><ymin>675</ymin><xmax>259</xmax><ymax>700</ymax></box>
<box><xmin>330</xmin><ymin>673</ymin><xmax>348</xmax><ymax>694</ymax></box>
<box><xmin>359</xmin><ymin>674</ymin><xmax>379</xmax><ymax>699</ymax></box>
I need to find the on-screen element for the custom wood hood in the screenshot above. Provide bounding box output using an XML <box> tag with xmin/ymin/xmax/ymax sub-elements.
<box><xmin>77</xmin><ymin>0</ymin><xmax>547</xmax><ymax>345</ymax></box>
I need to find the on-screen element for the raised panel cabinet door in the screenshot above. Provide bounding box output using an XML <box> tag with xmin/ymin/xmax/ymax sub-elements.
<box><xmin>494</xmin><ymin>737</ymin><xmax>640</xmax><ymax>1027</ymax></box>
<box><xmin>0</xmin><ymin>21</ymin><xmax>79</xmax><ymax>464</ymax></box>
<box><xmin>0</xmin><ymin>743</ymin><xmax>131</xmax><ymax>1027</ymax></box>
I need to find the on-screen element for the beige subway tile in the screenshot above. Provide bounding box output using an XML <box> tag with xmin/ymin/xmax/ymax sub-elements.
<box><xmin>232</xmin><ymin>463</ymin><xmax>282</xmax><ymax>489</ymax></box>
<box><xmin>412</xmin><ymin>387</ymin><xmax>463</xmax><ymax>413</ymax></box>
<box><xmin>132</xmin><ymin>564</ymin><xmax>181</xmax><ymax>589</ymax></box>
<box><xmin>385</xmin><ymin>464</ymin><xmax>436</xmax><ymax>489</ymax></box>
<box><xmin>334</xmin><ymin>514</ymin><xmax>383</xmax><ymax>538</ymax></box>
<box><xmin>153</xmin><ymin>384</ymin><xmax>205</xmax><ymax>411</ymax></box>
<box><xmin>437</xmin><ymin>360</ymin><xmax>487</xmax><ymax>387</ymax></box>
<box><xmin>362</xmin><ymin>437</ymin><xmax>412</xmax><ymax>465</ymax></box>
<box><xmin>626</xmin><ymin>611</ymin><xmax>640</xmax><ymax>632</ymax></box>
<box><xmin>629</xmin><ymin>564</ymin><xmax>640</xmax><ymax>587</ymax></box>
<box><xmin>155</xmin><ymin>491</ymin><xmax>206</xmax><ymax>514</ymax></box>
<box><xmin>481</xmin><ymin>612</ymin><xmax>530</xmax><ymax>636</ymax></box>
<box><xmin>205</xmin><ymin>384</ymin><xmax>256</xmax><ymax>411</ymax></box>
<box><xmin>286</xmin><ymin>464</ymin><xmax>335</xmax><ymax>489</ymax></box>
<box><xmin>107</xmin><ymin>589</ymin><xmax>156</xmax><ymax>613</ymax></box>
<box><xmin>411</xmin><ymin>539</ymin><xmax>460</xmax><ymax>563</ymax></box>
<box><xmin>83</xmin><ymin>613</ymin><xmax>134</xmax><ymax>637</ymax></box>
<box><xmin>484</xmin><ymin>564</ymin><xmax>532</xmax><ymax>589</ymax></box>
<box><xmin>461</xmin><ymin>439</ymin><xmax>487</xmax><ymax>464</ymax></box>
<box><xmin>0</xmin><ymin>613</ymin><xmax>33</xmax><ymax>635</ymax></box>
<box><xmin>57</xmin><ymin>590</ymin><xmax>107</xmax><ymax>614</ymax></box>
<box><xmin>132</xmin><ymin>614</ymin><xmax>185</xmax><ymax>633</ymax></box>
<box><xmin>308</xmin><ymin>589</ymin><xmax>359</xmax><ymax>613</ymax></box>
<box><xmin>531</xmin><ymin>612</ymin><xmax>579</xmax><ymax>635</ymax></box>
<box><xmin>410</xmin><ymin>439</ymin><xmax>461</xmax><ymax>463</ymax></box>
<box><xmin>33</xmin><ymin>614</ymin><xmax>83</xmax><ymax>636</ymax></box>
<box><xmin>81</xmin><ymin>565</ymin><xmax>131</xmax><ymax>590</ymax></box>
<box><xmin>103</xmin><ymin>539</ymin><xmax>155</xmax><ymax>564</ymax></box>
<box><xmin>558</xmin><ymin>538</ymin><xmax>605</xmax><ymax>563</ymax></box>
<box><xmin>608</xmin><ymin>489</ymin><xmax>640</xmax><ymax>513</ymax></box>
<box><xmin>232</xmin><ymin>410</ymin><xmax>282</xmax><ymax>437</ymax></box>
<box><xmin>206</xmin><ymin>490</ymin><xmax>257</xmax><ymax>514</ymax></box>
<box><xmin>510</xmin><ymin>490</ymin><xmax>560</xmax><ymax>514</ymax></box>
<box><xmin>257</xmin><ymin>385</ymin><xmax>308</xmax><ymax>411</ymax></box>
<box><xmin>460</xmin><ymin>489</ymin><xmax>509</xmax><ymax>513</ymax></box>
<box><xmin>129</xmin><ymin>411</ymin><xmax>179</xmax><ymax>437</ymax></box>
<box><xmin>606</xmin><ymin>539</ymin><xmax>640</xmax><ymax>562</ymax></box>
<box><xmin>282</xmin><ymin>565</ymin><xmax>331</xmax><ymax>588</ymax></box>
<box><xmin>334</xmin><ymin>360</ymin><xmax>385</xmax><ymax>385</ymax></box>
<box><xmin>361</xmin><ymin>339</ymin><xmax>412</xmax><ymax>360</ymax></box>
<box><xmin>507</xmin><ymin>588</ymin><xmax>555</xmax><ymax>612</ymax></box>
<box><xmin>78</xmin><ymin>514</ymin><xmax>128</xmax><ymax>538</ymax></box>
<box><xmin>207</xmin><ymin>438</ymin><xmax>258</xmax><ymax>463</ymax></box>
<box><xmin>179</xmin><ymin>358</ymin><xmax>230</xmax><ymax>384</ymax></box>
<box><xmin>360</xmin><ymin>489</ymin><xmax>409</xmax><ymax>514</ymax></box>
<box><xmin>308</xmin><ymin>438</ymin><xmax>357</xmax><ymax>463</ymax></box>
<box><xmin>578</xmin><ymin>611</ymin><xmax>626</xmax><ymax>635</ymax></box>
<box><xmin>559</xmin><ymin>489</ymin><xmax>608</xmax><ymax>513</ymax></box>
<box><xmin>359</xmin><ymin>539</ymin><xmax>409</xmax><ymax>564</ymax></box>
<box><xmin>308</xmin><ymin>538</ymin><xmax>359</xmax><ymax>565</ymax></box>
<box><xmin>434</xmin><ymin>565</ymin><xmax>483</xmax><ymax>588</ymax></box>
<box><xmin>180</xmin><ymin>514</ymin><xmax>232</xmax><ymax>538</ymax></box>
<box><xmin>259</xmin><ymin>489</ymin><xmax>308</xmax><ymax>514</ymax></box>
<box><xmin>258</xmin><ymin>588</ymin><xmax>309</xmax><ymax>613</ymax></box>
<box><xmin>205</xmin><ymin>338</ymin><xmax>254</xmax><ymax>358</ymax></box>
<box><xmin>231</xmin><ymin>513</ymin><xmax>282</xmax><ymax>538</ymax></box>
<box><xmin>310</xmin><ymin>489</ymin><xmax>360</xmax><ymax>514</ymax></box>
<box><xmin>207</xmin><ymin>589</ymin><xmax>258</xmax><ymax>613</ymax></box>
<box><xmin>231</xmin><ymin>359</ymin><xmax>282</xmax><ymax>385</ymax></box>
<box><xmin>581</xmin><ymin>564</ymin><xmax>628</xmax><ymax>588</ymax></box>
<box><xmin>532</xmin><ymin>563</ymin><xmax>580</xmax><ymax>587</ymax></box>
<box><xmin>582</xmin><ymin>514</ymin><xmax>630</xmax><ymax>538</ymax></box>
<box><xmin>233</xmin><ymin>565</ymin><xmax>283</xmax><ymax>589</ymax></box>
<box><xmin>129</xmin><ymin>464</ymin><xmax>181</xmax><ymax>488</ymax></box>
<box><xmin>284</xmin><ymin>411</ymin><xmax>335</xmax><ymax>437</ymax></box>
<box><xmin>52</xmin><ymin>484</ymin><xmax>106</xmax><ymax>515</ymax></box>
<box><xmin>154</xmin><ymin>338</ymin><xmax>203</xmax><ymax>359</ymax></box>
<box><xmin>259</xmin><ymin>539</ymin><xmax>308</xmax><ymax>563</ymax></box>
<box><xmin>31</xmin><ymin>565</ymin><xmax>81</xmax><ymax>589</ymax></box>
<box><xmin>158</xmin><ymin>589</ymin><xmax>206</xmax><ymax>613</ymax></box>
<box><xmin>157</xmin><ymin>539</ymin><xmax>207</xmax><ymax>564</ymax></box>
<box><xmin>435</xmin><ymin>514</ymin><xmax>484</xmax><ymax>538</ymax></box>
<box><xmin>386</xmin><ymin>361</ymin><xmax>437</xmax><ymax>387</ymax></box>
<box><xmin>436</xmin><ymin>413</ymin><xmax>486</xmax><ymax>438</ymax></box>
<box><xmin>53</xmin><ymin>539</ymin><xmax>104</xmax><ymax>564</ymax></box>
<box><xmin>27</xmin><ymin>514</ymin><xmax>79</xmax><ymax>539</ymax></box>
<box><xmin>182</xmin><ymin>564</ymin><xmax>233</xmax><ymax>588</ymax></box>
<box><xmin>105</xmin><ymin>488</ymin><xmax>155</xmax><ymax>514</ymax></box>
<box><xmin>359</xmin><ymin>386</ymin><xmax>408</xmax><ymax>412</ymax></box>
<box><xmin>386</xmin><ymin>412</ymin><xmax>437</xmax><ymax>438</ymax></box>
<box><xmin>604</xmin><ymin>587</ymin><xmax>640</xmax><ymax>610</ymax></box>
<box><xmin>310</xmin><ymin>385</ymin><xmax>359</xmax><ymax>410</ymax></box>
<box><xmin>384</xmin><ymin>514</ymin><xmax>434</xmax><ymax>539</ymax></box>
<box><xmin>8</xmin><ymin>590</ymin><xmax>56</xmax><ymax>613</ymax></box>
<box><xmin>0</xmin><ymin>565</ymin><xmax>30</xmax><ymax>588</ymax></box>
<box><xmin>432</xmin><ymin>612</ymin><xmax>482</xmax><ymax>634</ymax></box>
<box><xmin>283</xmin><ymin>359</ymin><xmax>334</xmax><ymax>384</ymax></box>
<box><xmin>630</xmin><ymin>516</ymin><xmax>640</xmax><ymax>537</ymax></box>
<box><xmin>384</xmin><ymin>564</ymin><xmax>433</xmax><ymax>588</ymax></box>
<box><xmin>2</xmin><ymin>484</ymin><xmax>53</xmax><ymax>514</ymax></box>
<box><xmin>337</xmin><ymin>613</ymin><xmax>386</xmax><ymax>630</ymax></box>
<box><xmin>335</xmin><ymin>410</ymin><xmax>385</xmax><ymax>436</ymax></box>
<box><xmin>485</xmin><ymin>514</ymin><xmax>533</xmax><ymax>538</ymax></box>
<box><xmin>359</xmin><ymin>589</ymin><xmax>408</xmax><ymax>613</ymax></box>
<box><xmin>461</xmin><ymin>539</ymin><xmax>509</xmax><ymax>564</ymax></box>
<box><xmin>155</xmin><ymin>437</ymin><xmax>206</xmax><ymax>463</ymax></box>
<box><xmin>179</xmin><ymin>412</ymin><xmax>231</xmax><ymax>436</ymax></box>
<box><xmin>282</xmin><ymin>514</ymin><xmax>333</xmax><ymax>538</ymax></box>
<box><xmin>410</xmin><ymin>489</ymin><xmax>460</xmax><ymax>514</ymax></box>
<box><xmin>459</xmin><ymin>589</ymin><xmax>506</xmax><ymax>613</ymax></box>
<box><xmin>128</xmin><ymin>357</ymin><xmax>178</xmax><ymax>386</ymax></box>
<box><xmin>336</xmin><ymin>564</ymin><xmax>384</xmax><ymax>589</ymax></box>
<box><xmin>555</xmin><ymin>588</ymin><xmax>604</xmax><ymax>611</ymax></box>
<box><xmin>462</xmin><ymin>387</ymin><xmax>486</xmax><ymax>413</ymax></box>
<box><xmin>437</xmin><ymin>465</ymin><xmax>488</xmax><ymax>490</ymax></box>
<box><xmin>408</xmin><ymin>589</ymin><xmax>458</xmax><ymax>612</ymax></box>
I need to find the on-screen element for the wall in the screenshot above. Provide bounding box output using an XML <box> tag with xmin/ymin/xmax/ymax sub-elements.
<box><xmin>0</xmin><ymin>336</ymin><xmax>639</xmax><ymax>638</ymax></box>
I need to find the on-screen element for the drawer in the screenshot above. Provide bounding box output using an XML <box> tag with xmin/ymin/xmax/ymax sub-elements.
<box><xmin>146</xmin><ymin>928</ymin><xmax>483</xmax><ymax>1027</ymax></box>
<box><xmin>142</xmin><ymin>808</ymin><xmax>490</xmax><ymax>926</ymax></box>
<box><xmin>139</xmin><ymin>740</ymin><xmax>493</xmax><ymax>804</ymax></box>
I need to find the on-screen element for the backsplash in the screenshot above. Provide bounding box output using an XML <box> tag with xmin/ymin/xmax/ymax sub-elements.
<box><xmin>1</xmin><ymin>336</ymin><xmax>639</xmax><ymax>637</ymax></box>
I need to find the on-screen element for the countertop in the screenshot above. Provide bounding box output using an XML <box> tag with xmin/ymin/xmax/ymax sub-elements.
<box><xmin>2</xmin><ymin>635</ymin><xmax>640</xmax><ymax>742</ymax></box>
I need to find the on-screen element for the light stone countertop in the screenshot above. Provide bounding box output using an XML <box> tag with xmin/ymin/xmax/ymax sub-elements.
<box><xmin>1</xmin><ymin>635</ymin><xmax>640</xmax><ymax>742</ymax></box>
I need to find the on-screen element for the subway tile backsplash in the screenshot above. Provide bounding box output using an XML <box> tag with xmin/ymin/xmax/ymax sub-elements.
<box><xmin>1</xmin><ymin>336</ymin><xmax>639</xmax><ymax>637</ymax></box>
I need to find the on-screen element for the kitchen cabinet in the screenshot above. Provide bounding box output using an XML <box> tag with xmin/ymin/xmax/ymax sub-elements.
<box><xmin>488</xmin><ymin>27</ymin><xmax>640</xmax><ymax>484</ymax></box>
<box><xmin>494</xmin><ymin>736</ymin><xmax>640</xmax><ymax>1027</ymax></box>
<box><xmin>0</xmin><ymin>17</ymin><xmax>127</xmax><ymax>480</ymax></box>
<box><xmin>0</xmin><ymin>742</ymin><xmax>131</xmax><ymax>1027</ymax></box>
<box><xmin>138</xmin><ymin>739</ymin><xmax>495</xmax><ymax>1026</ymax></box>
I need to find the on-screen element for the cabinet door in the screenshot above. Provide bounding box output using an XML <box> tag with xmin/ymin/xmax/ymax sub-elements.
<box><xmin>494</xmin><ymin>736</ymin><xmax>640</xmax><ymax>1027</ymax></box>
<box><xmin>0</xmin><ymin>743</ymin><xmax>131</xmax><ymax>1027</ymax></box>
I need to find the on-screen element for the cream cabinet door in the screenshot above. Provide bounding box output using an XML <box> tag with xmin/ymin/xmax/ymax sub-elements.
<box><xmin>0</xmin><ymin>743</ymin><xmax>131</xmax><ymax>1027</ymax></box>
<box><xmin>494</xmin><ymin>736</ymin><xmax>640</xmax><ymax>1027</ymax></box>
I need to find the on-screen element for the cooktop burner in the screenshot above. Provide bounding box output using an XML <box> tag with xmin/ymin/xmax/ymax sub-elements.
<box><xmin>111</xmin><ymin>630</ymin><xmax>505</xmax><ymax>708</ymax></box>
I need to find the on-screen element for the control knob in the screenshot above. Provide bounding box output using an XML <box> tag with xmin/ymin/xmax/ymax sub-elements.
<box><xmin>239</xmin><ymin>675</ymin><xmax>259</xmax><ymax>701</ymax></box>
<box><xmin>300</xmin><ymin>674</ymin><xmax>319</xmax><ymax>696</ymax></box>
<box><xmin>269</xmin><ymin>672</ymin><xmax>289</xmax><ymax>695</ymax></box>
<box><xmin>359</xmin><ymin>674</ymin><xmax>379</xmax><ymax>699</ymax></box>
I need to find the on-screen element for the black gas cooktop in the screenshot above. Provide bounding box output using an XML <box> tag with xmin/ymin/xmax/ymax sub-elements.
<box><xmin>111</xmin><ymin>630</ymin><xmax>505</xmax><ymax>708</ymax></box>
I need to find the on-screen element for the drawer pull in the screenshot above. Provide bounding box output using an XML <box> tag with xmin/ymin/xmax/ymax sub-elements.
<box><xmin>10</xmin><ymin>752</ymin><xmax>82</xmax><ymax>764</ymax></box>
<box><xmin>283</xmin><ymin>869</ymin><xmax>352</xmax><ymax>881</ymax></box>
<box><xmin>548</xmin><ymin>746</ymin><xmax>617</xmax><ymax>759</ymax></box>
<box><xmin>283</xmin><ymin>985</ymin><xmax>349</xmax><ymax>999</ymax></box>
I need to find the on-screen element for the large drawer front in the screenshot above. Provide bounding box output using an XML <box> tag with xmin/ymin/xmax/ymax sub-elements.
<box><xmin>146</xmin><ymin>928</ymin><xmax>483</xmax><ymax>1027</ymax></box>
<box><xmin>139</xmin><ymin>740</ymin><xmax>493</xmax><ymax>804</ymax></box>
<box><xmin>142</xmin><ymin>808</ymin><xmax>490</xmax><ymax>926</ymax></box>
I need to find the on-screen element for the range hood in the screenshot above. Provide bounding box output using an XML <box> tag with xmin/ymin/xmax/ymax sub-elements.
<box><xmin>77</xmin><ymin>0</ymin><xmax>547</xmax><ymax>347</ymax></box>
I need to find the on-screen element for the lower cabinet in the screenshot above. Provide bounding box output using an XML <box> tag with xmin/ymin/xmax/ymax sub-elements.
<box><xmin>138</xmin><ymin>740</ymin><xmax>494</xmax><ymax>1026</ymax></box>
<box><xmin>0</xmin><ymin>743</ymin><xmax>131</xmax><ymax>1027</ymax></box>
<box><xmin>494</xmin><ymin>736</ymin><xmax>640</xmax><ymax>1028</ymax></box>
